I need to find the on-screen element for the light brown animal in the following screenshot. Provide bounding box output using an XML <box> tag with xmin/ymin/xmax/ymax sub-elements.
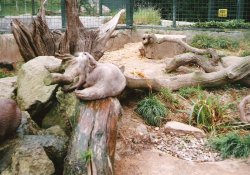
<box><xmin>0</xmin><ymin>99</ymin><xmax>21</xmax><ymax>142</ymax></box>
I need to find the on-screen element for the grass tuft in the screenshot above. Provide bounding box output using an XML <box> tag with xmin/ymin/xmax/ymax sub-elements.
<box><xmin>159</xmin><ymin>88</ymin><xmax>179</xmax><ymax>106</ymax></box>
<box><xmin>191</xmin><ymin>34</ymin><xmax>239</xmax><ymax>51</ymax></box>
<box><xmin>133</xmin><ymin>7</ymin><xmax>161</xmax><ymax>25</ymax></box>
<box><xmin>136</xmin><ymin>96</ymin><xmax>168</xmax><ymax>126</ymax></box>
<box><xmin>209</xmin><ymin>132</ymin><xmax>250</xmax><ymax>158</ymax></box>
<box><xmin>189</xmin><ymin>93</ymin><xmax>225</xmax><ymax>132</ymax></box>
<box><xmin>178</xmin><ymin>86</ymin><xmax>202</xmax><ymax>99</ymax></box>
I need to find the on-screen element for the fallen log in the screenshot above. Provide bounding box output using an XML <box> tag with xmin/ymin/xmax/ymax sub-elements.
<box><xmin>64</xmin><ymin>97</ymin><xmax>122</xmax><ymax>175</ymax></box>
<box><xmin>126</xmin><ymin>56</ymin><xmax>250</xmax><ymax>91</ymax></box>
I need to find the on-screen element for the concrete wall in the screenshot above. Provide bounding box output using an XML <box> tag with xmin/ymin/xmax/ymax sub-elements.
<box><xmin>0</xmin><ymin>34</ymin><xmax>23</xmax><ymax>64</ymax></box>
<box><xmin>0</xmin><ymin>29</ymin><xmax>248</xmax><ymax>64</ymax></box>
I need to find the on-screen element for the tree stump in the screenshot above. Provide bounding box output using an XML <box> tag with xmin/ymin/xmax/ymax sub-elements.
<box><xmin>64</xmin><ymin>97</ymin><xmax>122</xmax><ymax>175</ymax></box>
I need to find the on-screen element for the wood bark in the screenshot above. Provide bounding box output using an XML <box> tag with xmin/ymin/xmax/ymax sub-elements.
<box><xmin>126</xmin><ymin>56</ymin><xmax>250</xmax><ymax>91</ymax></box>
<box><xmin>11</xmin><ymin>0</ymin><xmax>124</xmax><ymax>61</ymax></box>
<box><xmin>64</xmin><ymin>98</ymin><xmax>122</xmax><ymax>175</ymax></box>
<box><xmin>238</xmin><ymin>95</ymin><xmax>250</xmax><ymax>123</ymax></box>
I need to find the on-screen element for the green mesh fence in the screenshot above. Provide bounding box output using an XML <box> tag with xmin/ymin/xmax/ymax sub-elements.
<box><xmin>0</xmin><ymin>0</ymin><xmax>249</xmax><ymax>32</ymax></box>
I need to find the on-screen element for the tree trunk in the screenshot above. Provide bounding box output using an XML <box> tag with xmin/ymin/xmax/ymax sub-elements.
<box><xmin>64</xmin><ymin>97</ymin><xmax>122</xmax><ymax>175</ymax></box>
<box><xmin>126</xmin><ymin>56</ymin><xmax>250</xmax><ymax>91</ymax></box>
<box><xmin>11</xmin><ymin>0</ymin><xmax>124</xmax><ymax>62</ymax></box>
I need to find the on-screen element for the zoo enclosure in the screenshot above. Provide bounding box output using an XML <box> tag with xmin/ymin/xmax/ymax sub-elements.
<box><xmin>0</xmin><ymin>0</ymin><xmax>249</xmax><ymax>32</ymax></box>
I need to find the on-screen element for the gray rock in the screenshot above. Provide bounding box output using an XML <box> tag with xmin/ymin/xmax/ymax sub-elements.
<box><xmin>11</xmin><ymin>142</ymin><xmax>55</xmax><ymax>175</ymax></box>
<box><xmin>42</xmin><ymin>88</ymin><xmax>80</xmax><ymax>134</ymax></box>
<box><xmin>0</xmin><ymin>76</ymin><xmax>17</xmax><ymax>99</ymax></box>
<box><xmin>164</xmin><ymin>121</ymin><xmax>205</xmax><ymax>138</ymax></box>
<box><xmin>135</xmin><ymin>124</ymin><xmax>148</xmax><ymax>135</ymax></box>
<box><xmin>17</xmin><ymin>56</ymin><xmax>61</xmax><ymax>121</ymax></box>
<box><xmin>16</xmin><ymin>111</ymin><xmax>40</xmax><ymax>137</ymax></box>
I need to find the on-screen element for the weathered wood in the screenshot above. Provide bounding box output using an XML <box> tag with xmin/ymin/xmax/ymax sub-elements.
<box><xmin>239</xmin><ymin>95</ymin><xmax>250</xmax><ymax>123</ymax></box>
<box><xmin>11</xmin><ymin>0</ymin><xmax>124</xmax><ymax>62</ymax></box>
<box><xmin>165</xmin><ymin>53</ymin><xmax>222</xmax><ymax>73</ymax></box>
<box><xmin>64</xmin><ymin>98</ymin><xmax>122</xmax><ymax>175</ymax></box>
<box><xmin>126</xmin><ymin>56</ymin><xmax>250</xmax><ymax>91</ymax></box>
<box><xmin>140</xmin><ymin>34</ymin><xmax>219</xmax><ymax>60</ymax></box>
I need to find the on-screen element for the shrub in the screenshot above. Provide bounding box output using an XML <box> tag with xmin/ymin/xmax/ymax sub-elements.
<box><xmin>178</xmin><ymin>86</ymin><xmax>202</xmax><ymax>99</ymax></box>
<box><xmin>191</xmin><ymin>34</ymin><xmax>239</xmax><ymax>50</ymax></box>
<box><xmin>81</xmin><ymin>148</ymin><xmax>93</xmax><ymax>163</ymax></box>
<box><xmin>0</xmin><ymin>70</ymin><xmax>14</xmax><ymax>78</ymax></box>
<box><xmin>240</xmin><ymin>50</ymin><xmax>250</xmax><ymax>57</ymax></box>
<box><xmin>209</xmin><ymin>132</ymin><xmax>250</xmax><ymax>158</ymax></box>
<box><xmin>195</xmin><ymin>20</ymin><xmax>250</xmax><ymax>29</ymax></box>
<box><xmin>189</xmin><ymin>93</ymin><xmax>225</xmax><ymax>132</ymax></box>
<box><xmin>133</xmin><ymin>7</ymin><xmax>161</xmax><ymax>25</ymax></box>
<box><xmin>136</xmin><ymin>96</ymin><xmax>167</xmax><ymax>126</ymax></box>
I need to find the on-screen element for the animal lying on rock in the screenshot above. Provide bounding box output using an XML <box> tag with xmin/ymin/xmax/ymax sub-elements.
<box><xmin>45</xmin><ymin>52</ymin><xmax>126</xmax><ymax>100</ymax></box>
<box><xmin>0</xmin><ymin>99</ymin><xmax>21</xmax><ymax>142</ymax></box>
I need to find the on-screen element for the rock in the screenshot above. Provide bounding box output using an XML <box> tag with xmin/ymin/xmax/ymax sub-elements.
<box><xmin>17</xmin><ymin>56</ymin><xmax>61</xmax><ymax>123</ymax></box>
<box><xmin>0</xmin><ymin>133</ymin><xmax>68</xmax><ymax>175</ymax></box>
<box><xmin>11</xmin><ymin>143</ymin><xmax>55</xmax><ymax>175</ymax></box>
<box><xmin>135</xmin><ymin>124</ymin><xmax>148</xmax><ymax>135</ymax></box>
<box><xmin>143</xmin><ymin>34</ymin><xmax>186</xmax><ymax>59</ymax></box>
<box><xmin>42</xmin><ymin>88</ymin><xmax>80</xmax><ymax>134</ymax></box>
<box><xmin>164</xmin><ymin>121</ymin><xmax>205</xmax><ymax>138</ymax></box>
<box><xmin>16</xmin><ymin>111</ymin><xmax>40</xmax><ymax>137</ymax></box>
<box><xmin>42</xmin><ymin>125</ymin><xmax>67</xmax><ymax>138</ymax></box>
<box><xmin>0</xmin><ymin>76</ymin><xmax>17</xmax><ymax>99</ymax></box>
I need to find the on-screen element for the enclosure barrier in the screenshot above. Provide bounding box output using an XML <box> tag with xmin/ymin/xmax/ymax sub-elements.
<box><xmin>0</xmin><ymin>0</ymin><xmax>249</xmax><ymax>32</ymax></box>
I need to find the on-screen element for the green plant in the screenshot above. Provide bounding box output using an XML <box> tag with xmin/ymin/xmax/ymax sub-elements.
<box><xmin>195</xmin><ymin>20</ymin><xmax>250</xmax><ymax>29</ymax></box>
<box><xmin>240</xmin><ymin>50</ymin><xmax>250</xmax><ymax>57</ymax></box>
<box><xmin>133</xmin><ymin>7</ymin><xmax>161</xmax><ymax>25</ymax></box>
<box><xmin>81</xmin><ymin>148</ymin><xmax>93</xmax><ymax>163</ymax></box>
<box><xmin>191</xmin><ymin>34</ymin><xmax>239</xmax><ymax>50</ymax></box>
<box><xmin>178</xmin><ymin>86</ymin><xmax>202</xmax><ymax>99</ymax></box>
<box><xmin>189</xmin><ymin>93</ymin><xmax>225</xmax><ymax>132</ymax></box>
<box><xmin>209</xmin><ymin>132</ymin><xmax>250</xmax><ymax>158</ymax></box>
<box><xmin>136</xmin><ymin>96</ymin><xmax>168</xmax><ymax>126</ymax></box>
<box><xmin>0</xmin><ymin>70</ymin><xmax>14</xmax><ymax>78</ymax></box>
<box><xmin>159</xmin><ymin>88</ymin><xmax>179</xmax><ymax>105</ymax></box>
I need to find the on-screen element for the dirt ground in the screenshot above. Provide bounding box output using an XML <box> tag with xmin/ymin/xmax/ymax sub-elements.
<box><xmin>101</xmin><ymin>42</ymin><xmax>250</xmax><ymax>175</ymax></box>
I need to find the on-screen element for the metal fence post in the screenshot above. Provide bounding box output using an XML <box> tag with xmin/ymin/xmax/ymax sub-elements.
<box><xmin>172</xmin><ymin>0</ymin><xmax>176</xmax><ymax>28</ymax></box>
<box><xmin>126</xmin><ymin>0</ymin><xmax>134</xmax><ymax>28</ymax></box>
<box><xmin>99</xmin><ymin>0</ymin><xmax>102</xmax><ymax>16</ymax></box>
<box><xmin>237</xmin><ymin>0</ymin><xmax>244</xmax><ymax>20</ymax></box>
<box><xmin>61</xmin><ymin>0</ymin><xmax>66</xmax><ymax>29</ymax></box>
<box><xmin>208</xmin><ymin>0</ymin><xmax>215</xmax><ymax>21</ymax></box>
<box><xmin>31</xmin><ymin>0</ymin><xmax>35</xmax><ymax>16</ymax></box>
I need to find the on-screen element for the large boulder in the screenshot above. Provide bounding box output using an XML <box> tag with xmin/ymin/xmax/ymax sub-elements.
<box><xmin>0</xmin><ymin>76</ymin><xmax>17</xmax><ymax>99</ymax></box>
<box><xmin>0</xmin><ymin>122</ymin><xmax>68</xmax><ymax>175</ymax></box>
<box><xmin>17</xmin><ymin>56</ymin><xmax>61</xmax><ymax>123</ymax></box>
<box><xmin>42</xmin><ymin>88</ymin><xmax>80</xmax><ymax>135</ymax></box>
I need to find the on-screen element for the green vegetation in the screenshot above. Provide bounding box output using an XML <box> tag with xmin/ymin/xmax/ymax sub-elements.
<box><xmin>136</xmin><ymin>96</ymin><xmax>168</xmax><ymax>126</ymax></box>
<box><xmin>209</xmin><ymin>132</ymin><xmax>250</xmax><ymax>158</ymax></box>
<box><xmin>133</xmin><ymin>7</ymin><xmax>161</xmax><ymax>25</ymax></box>
<box><xmin>195</xmin><ymin>20</ymin><xmax>250</xmax><ymax>29</ymax></box>
<box><xmin>0</xmin><ymin>70</ymin><xmax>14</xmax><ymax>78</ymax></box>
<box><xmin>191</xmin><ymin>34</ymin><xmax>239</xmax><ymax>50</ymax></box>
<box><xmin>0</xmin><ymin>0</ymin><xmax>61</xmax><ymax>16</ymax></box>
<box><xmin>240</xmin><ymin>50</ymin><xmax>250</xmax><ymax>57</ymax></box>
<box><xmin>178</xmin><ymin>86</ymin><xmax>202</xmax><ymax>99</ymax></box>
<box><xmin>81</xmin><ymin>148</ymin><xmax>93</xmax><ymax>163</ymax></box>
<box><xmin>159</xmin><ymin>88</ymin><xmax>179</xmax><ymax>106</ymax></box>
<box><xmin>189</xmin><ymin>93</ymin><xmax>225</xmax><ymax>132</ymax></box>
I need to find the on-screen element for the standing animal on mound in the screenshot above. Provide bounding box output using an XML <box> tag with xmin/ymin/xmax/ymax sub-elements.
<box><xmin>45</xmin><ymin>52</ymin><xmax>126</xmax><ymax>100</ymax></box>
<box><xmin>0</xmin><ymin>99</ymin><xmax>21</xmax><ymax>142</ymax></box>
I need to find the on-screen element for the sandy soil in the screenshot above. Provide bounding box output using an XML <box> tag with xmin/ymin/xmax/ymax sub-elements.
<box><xmin>101</xmin><ymin>42</ymin><xmax>250</xmax><ymax>175</ymax></box>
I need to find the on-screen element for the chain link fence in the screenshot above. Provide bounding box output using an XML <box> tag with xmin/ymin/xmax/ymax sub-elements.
<box><xmin>0</xmin><ymin>0</ymin><xmax>249</xmax><ymax>32</ymax></box>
